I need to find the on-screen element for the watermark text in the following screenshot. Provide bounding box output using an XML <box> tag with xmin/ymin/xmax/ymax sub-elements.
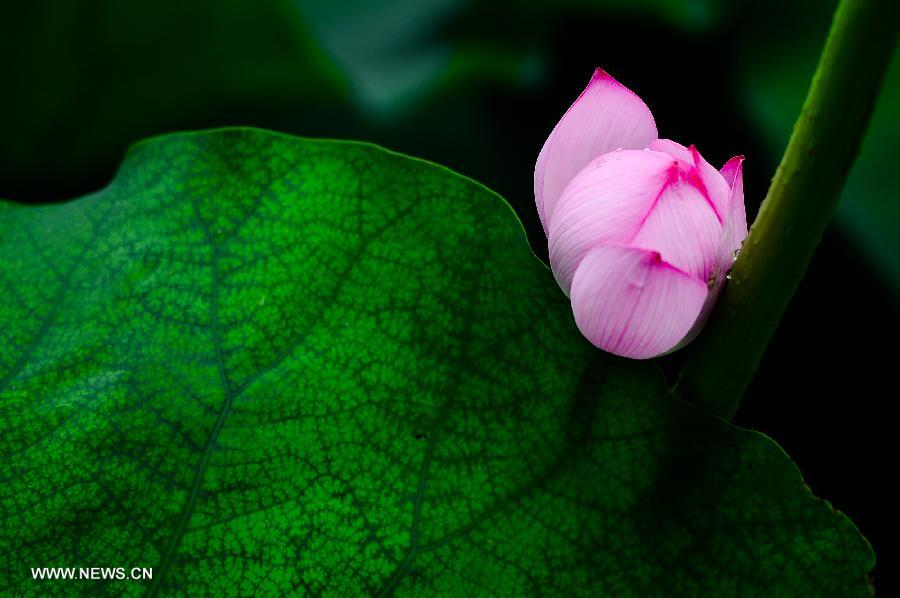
<box><xmin>31</xmin><ymin>567</ymin><xmax>153</xmax><ymax>581</ymax></box>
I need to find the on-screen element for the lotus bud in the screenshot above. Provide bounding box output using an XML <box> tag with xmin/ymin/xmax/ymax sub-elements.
<box><xmin>535</xmin><ymin>69</ymin><xmax>747</xmax><ymax>359</ymax></box>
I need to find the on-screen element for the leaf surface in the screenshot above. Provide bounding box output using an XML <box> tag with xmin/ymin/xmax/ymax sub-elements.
<box><xmin>0</xmin><ymin>129</ymin><xmax>871</xmax><ymax>596</ymax></box>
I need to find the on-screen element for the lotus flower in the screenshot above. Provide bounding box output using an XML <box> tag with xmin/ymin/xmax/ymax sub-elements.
<box><xmin>535</xmin><ymin>69</ymin><xmax>747</xmax><ymax>359</ymax></box>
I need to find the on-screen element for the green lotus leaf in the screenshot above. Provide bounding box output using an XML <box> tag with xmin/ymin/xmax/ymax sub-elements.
<box><xmin>0</xmin><ymin>129</ymin><xmax>871</xmax><ymax>596</ymax></box>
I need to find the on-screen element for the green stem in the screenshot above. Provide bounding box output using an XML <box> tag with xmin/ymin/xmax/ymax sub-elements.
<box><xmin>675</xmin><ymin>0</ymin><xmax>898</xmax><ymax>419</ymax></box>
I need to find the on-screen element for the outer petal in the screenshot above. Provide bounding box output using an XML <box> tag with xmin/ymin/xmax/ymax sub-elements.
<box><xmin>535</xmin><ymin>68</ymin><xmax>657</xmax><ymax>233</ymax></box>
<box><xmin>548</xmin><ymin>149</ymin><xmax>674</xmax><ymax>294</ymax></box>
<box><xmin>570</xmin><ymin>245</ymin><xmax>708</xmax><ymax>359</ymax></box>
<box><xmin>720</xmin><ymin>155</ymin><xmax>747</xmax><ymax>254</ymax></box>
<box><xmin>720</xmin><ymin>155</ymin><xmax>743</xmax><ymax>185</ymax></box>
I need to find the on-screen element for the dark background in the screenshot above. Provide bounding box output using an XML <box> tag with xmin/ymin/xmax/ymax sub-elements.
<box><xmin>2</xmin><ymin>0</ymin><xmax>897</xmax><ymax>592</ymax></box>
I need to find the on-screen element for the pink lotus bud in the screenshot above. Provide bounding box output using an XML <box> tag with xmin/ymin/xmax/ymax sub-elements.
<box><xmin>535</xmin><ymin>69</ymin><xmax>747</xmax><ymax>359</ymax></box>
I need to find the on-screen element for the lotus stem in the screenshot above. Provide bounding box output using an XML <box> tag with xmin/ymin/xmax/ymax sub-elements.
<box><xmin>675</xmin><ymin>0</ymin><xmax>899</xmax><ymax>418</ymax></box>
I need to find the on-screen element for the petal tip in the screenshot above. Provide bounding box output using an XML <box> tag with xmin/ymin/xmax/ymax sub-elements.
<box><xmin>590</xmin><ymin>67</ymin><xmax>613</xmax><ymax>84</ymax></box>
<box><xmin>724</xmin><ymin>154</ymin><xmax>745</xmax><ymax>167</ymax></box>
<box><xmin>688</xmin><ymin>144</ymin><xmax>702</xmax><ymax>163</ymax></box>
<box><xmin>720</xmin><ymin>155</ymin><xmax>745</xmax><ymax>186</ymax></box>
<box><xmin>581</xmin><ymin>68</ymin><xmax>625</xmax><ymax>102</ymax></box>
<box><xmin>588</xmin><ymin>68</ymin><xmax>649</xmax><ymax>104</ymax></box>
<box><xmin>578</xmin><ymin>68</ymin><xmax>616</xmax><ymax>100</ymax></box>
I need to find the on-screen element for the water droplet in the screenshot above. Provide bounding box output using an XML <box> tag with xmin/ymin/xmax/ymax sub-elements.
<box><xmin>732</xmin><ymin>249</ymin><xmax>740</xmax><ymax>262</ymax></box>
<box><xmin>726</xmin><ymin>271</ymin><xmax>733</xmax><ymax>281</ymax></box>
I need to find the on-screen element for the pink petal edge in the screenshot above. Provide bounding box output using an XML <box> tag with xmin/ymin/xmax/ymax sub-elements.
<box><xmin>720</xmin><ymin>156</ymin><xmax>747</xmax><ymax>257</ymax></box>
<box><xmin>647</xmin><ymin>138</ymin><xmax>693</xmax><ymax>164</ymax></box>
<box><xmin>677</xmin><ymin>156</ymin><xmax>747</xmax><ymax>351</ymax></box>
<box><xmin>689</xmin><ymin>145</ymin><xmax>731</xmax><ymax>222</ymax></box>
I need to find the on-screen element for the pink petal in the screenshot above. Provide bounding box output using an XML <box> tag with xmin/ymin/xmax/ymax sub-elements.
<box><xmin>649</xmin><ymin>139</ymin><xmax>730</xmax><ymax>221</ymax></box>
<box><xmin>548</xmin><ymin>149</ymin><xmax>675</xmax><ymax>295</ymax></box>
<box><xmin>630</xmin><ymin>166</ymin><xmax>724</xmax><ymax>282</ymax></box>
<box><xmin>720</xmin><ymin>155</ymin><xmax>748</xmax><ymax>254</ymax></box>
<box><xmin>549</xmin><ymin>148</ymin><xmax>723</xmax><ymax>294</ymax></box>
<box><xmin>648</xmin><ymin>138</ymin><xmax>693</xmax><ymax>164</ymax></box>
<box><xmin>570</xmin><ymin>244</ymin><xmax>709</xmax><ymax>359</ymax></box>
<box><xmin>690</xmin><ymin>145</ymin><xmax>731</xmax><ymax>221</ymax></box>
<box><xmin>686</xmin><ymin>156</ymin><xmax>746</xmax><ymax>349</ymax></box>
<box><xmin>535</xmin><ymin>68</ymin><xmax>658</xmax><ymax>233</ymax></box>
<box><xmin>720</xmin><ymin>155</ymin><xmax>743</xmax><ymax>186</ymax></box>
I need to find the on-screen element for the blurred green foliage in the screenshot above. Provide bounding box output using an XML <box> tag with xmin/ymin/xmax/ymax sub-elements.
<box><xmin>0</xmin><ymin>0</ymin><xmax>345</xmax><ymax>196</ymax></box>
<box><xmin>738</xmin><ymin>3</ymin><xmax>900</xmax><ymax>296</ymax></box>
<box><xmin>1</xmin><ymin>0</ymin><xmax>897</xmax><ymax>293</ymax></box>
<box><xmin>297</xmin><ymin>0</ymin><xmax>538</xmax><ymax>120</ymax></box>
<box><xmin>522</xmin><ymin>0</ymin><xmax>732</xmax><ymax>31</ymax></box>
